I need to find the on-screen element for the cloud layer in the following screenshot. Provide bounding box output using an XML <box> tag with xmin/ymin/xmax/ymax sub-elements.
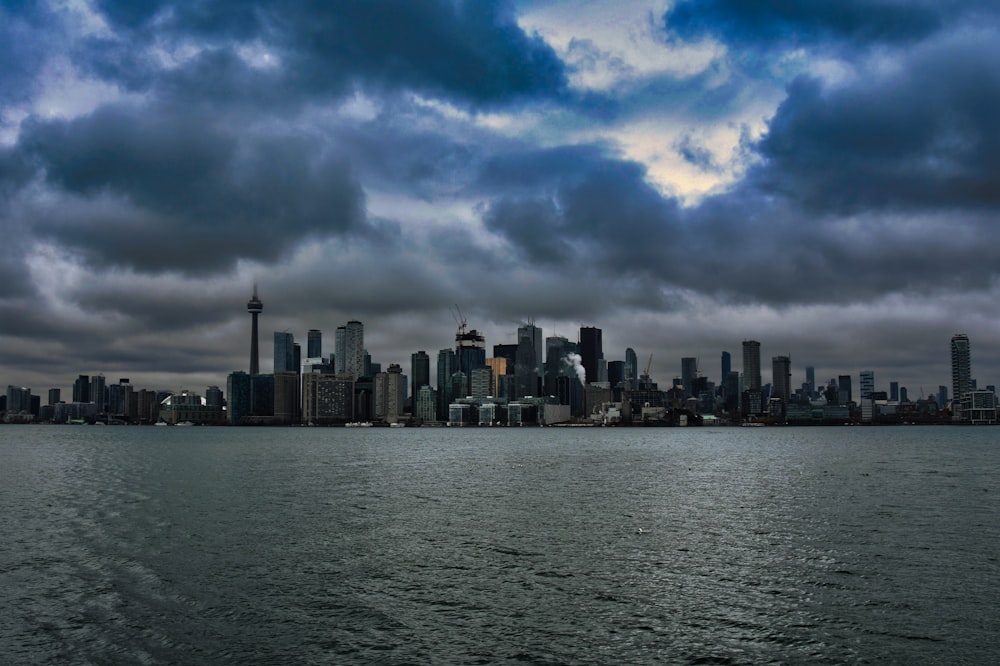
<box><xmin>2</xmin><ymin>0</ymin><xmax>998</xmax><ymax>396</ymax></box>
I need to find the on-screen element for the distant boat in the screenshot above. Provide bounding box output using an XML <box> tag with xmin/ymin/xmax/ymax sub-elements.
<box><xmin>176</xmin><ymin>421</ymin><xmax>196</xmax><ymax>427</ymax></box>
<box><xmin>389</xmin><ymin>422</ymin><xmax>405</xmax><ymax>428</ymax></box>
<box><xmin>345</xmin><ymin>421</ymin><xmax>372</xmax><ymax>427</ymax></box>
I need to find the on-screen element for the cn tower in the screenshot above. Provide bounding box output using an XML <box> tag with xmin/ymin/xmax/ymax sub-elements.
<box><xmin>247</xmin><ymin>284</ymin><xmax>263</xmax><ymax>375</ymax></box>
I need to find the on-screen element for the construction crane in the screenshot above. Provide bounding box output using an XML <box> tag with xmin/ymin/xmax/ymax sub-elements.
<box><xmin>644</xmin><ymin>354</ymin><xmax>653</xmax><ymax>380</ymax></box>
<box><xmin>451</xmin><ymin>304</ymin><xmax>467</xmax><ymax>336</ymax></box>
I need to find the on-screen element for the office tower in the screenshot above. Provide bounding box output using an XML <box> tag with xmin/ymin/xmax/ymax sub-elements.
<box><xmin>274</xmin><ymin>331</ymin><xmax>295</xmax><ymax>373</ymax></box>
<box><xmin>805</xmin><ymin>366</ymin><xmax>815</xmax><ymax>397</ymax></box>
<box><xmin>273</xmin><ymin>371</ymin><xmax>300</xmax><ymax>424</ymax></box>
<box><xmin>334</xmin><ymin>326</ymin><xmax>347</xmax><ymax>374</ymax></box>
<box><xmin>899</xmin><ymin>386</ymin><xmax>909</xmax><ymax>403</ymax></box>
<box><xmin>493</xmin><ymin>343</ymin><xmax>518</xmax><ymax>375</ymax></box>
<box><xmin>90</xmin><ymin>375</ymin><xmax>106</xmax><ymax>412</ymax></box>
<box><xmin>515</xmin><ymin>323</ymin><xmax>541</xmax><ymax>398</ymax></box>
<box><xmin>411</xmin><ymin>351</ymin><xmax>431</xmax><ymax>405</ymax></box>
<box><xmin>436</xmin><ymin>348</ymin><xmax>456</xmax><ymax>421</ymax></box>
<box><xmin>838</xmin><ymin>375</ymin><xmax>852</xmax><ymax>404</ymax></box>
<box><xmin>484</xmin><ymin>358</ymin><xmax>505</xmax><ymax>397</ymax></box>
<box><xmin>544</xmin><ymin>336</ymin><xmax>568</xmax><ymax>396</ymax></box>
<box><xmin>724</xmin><ymin>371</ymin><xmax>741</xmax><ymax>411</ymax></box>
<box><xmin>626</xmin><ymin>347</ymin><xmax>638</xmax><ymax>390</ymax></box>
<box><xmin>951</xmin><ymin>334</ymin><xmax>971</xmax><ymax>404</ymax></box>
<box><xmin>772</xmin><ymin>356</ymin><xmax>791</xmax><ymax>403</ymax></box>
<box><xmin>938</xmin><ymin>385</ymin><xmax>948</xmax><ymax>407</ymax></box>
<box><xmin>6</xmin><ymin>386</ymin><xmax>31</xmax><ymax>414</ymax></box>
<box><xmin>721</xmin><ymin>352</ymin><xmax>731</xmax><ymax>387</ymax></box>
<box><xmin>344</xmin><ymin>320</ymin><xmax>364</xmax><ymax>378</ymax></box>
<box><xmin>579</xmin><ymin>326</ymin><xmax>602</xmax><ymax>385</ymax></box>
<box><xmin>73</xmin><ymin>375</ymin><xmax>91</xmax><ymax>403</ymax></box>
<box><xmin>742</xmin><ymin>340</ymin><xmax>761</xmax><ymax>391</ymax></box>
<box><xmin>608</xmin><ymin>360</ymin><xmax>625</xmax><ymax>392</ymax></box>
<box><xmin>48</xmin><ymin>388</ymin><xmax>61</xmax><ymax>406</ymax></box>
<box><xmin>681</xmin><ymin>357</ymin><xmax>698</xmax><ymax>397</ymax></box>
<box><xmin>890</xmin><ymin>381</ymin><xmax>899</xmax><ymax>402</ymax></box>
<box><xmin>247</xmin><ymin>284</ymin><xmax>263</xmax><ymax>375</ymax></box>
<box><xmin>307</xmin><ymin>329</ymin><xmax>322</xmax><ymax>359</ymax></box>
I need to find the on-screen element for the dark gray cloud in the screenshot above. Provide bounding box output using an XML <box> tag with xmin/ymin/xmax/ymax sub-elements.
<box><xmin>753</xmin><ymin>36</ymin><xmax>1000</xmax><ymax>214</ymax></box>
<box><xmin>665</xmin><ymin>0</ymin><xmax>947</xmax><ymax>49</ymax></box>
<box><xmin>86</xmin><ymin>0</ymin><xmax>568</xmax><ymax>107</ymax></box>
<box><xmin>16</xmin><ymin>104</ymin><xmax>369</xmax><ymax>274</ymax></box>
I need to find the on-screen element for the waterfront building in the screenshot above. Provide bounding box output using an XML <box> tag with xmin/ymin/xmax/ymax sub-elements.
<box><xmin>273</xmin><ymin>371</ymin><xmax>300</xmax><ymax>424</ymax></box>
<box><xmin>415</xmin><ymin>385</ymin><xmax>437</xmax><ymax>423</ymax></box>
<box><xmin>375</xmin><ymin>364</ymin><xmax>406</xmax><ymax>423</ymax></box>
<box><xmin>344</xmin><ymin>320</ymin><xmax>365</xmax><ymax>379</ymax></box>
<box><xmin>470</xmin><ymin>366</ymin><xmax>494</xmax><ymax>399</ymax></box>
<box><xmin>335</xmin><ymin>326</ymin><xmax>347</xmax><ymax>374</ymax></box>
<box><xmin>90</xmin><ymin>375</ymin><xmax>106</xmax><ymax>413</ymax></box>
<box><xmin>302</xmin><ymin>372</ymin><xmax>354</xmax><ymax>424</ymax></box>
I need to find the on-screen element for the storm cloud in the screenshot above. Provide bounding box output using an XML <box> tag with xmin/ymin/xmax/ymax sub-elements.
<box><xmin>1</xmin><ymin>0</ymin><xmax>997</xmax><ymax>396</ymax></box>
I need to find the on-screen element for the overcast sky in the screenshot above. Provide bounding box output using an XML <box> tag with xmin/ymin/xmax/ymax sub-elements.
<box><xmin>2</xmin><ymin>0</ymin><xmax>999</xmax><ymax>398</ymax></box>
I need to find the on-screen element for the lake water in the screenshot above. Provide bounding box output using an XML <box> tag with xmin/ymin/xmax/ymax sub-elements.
<box><xmin>1</xmin><ymin>425</ymin><xmax>998</xmax><ymax>664</ymax></box>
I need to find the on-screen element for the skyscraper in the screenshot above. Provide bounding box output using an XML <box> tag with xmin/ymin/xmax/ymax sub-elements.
<box><xmin>951</xmin><ymin>333</ymin><xmax>971</xmax><ymax>402</ymax></box>
<box><xmin>436</xmin><ymin>348</ymin><xmax>456</xmax><ymax>421</ymax></box>
<box><xmin>860</xmin><ymin>370</ymin><xmax>875</xmax><ymax>422</ymax></box>
<box><xmin>805</xmin><ymin>366</ymin><xmax>815</xmax><ymax>397</ymax></box>
<box><xmin>742</xmin><ymin>340</ymin><xmax>761</xmax><ymax>391</ymax></box>
<box><xmin>626</xmin><ymin>347</ymin><xmax>638</xmax><ymax>390</ymax></box>
<box><xmin>772</xmin><ymin>356</ymin><xmax>791</xmax><ymax>403</ymax></box>
<box><xmin>951</xmin><ymin>333</ymin><xmax>971</xmax><ymax>420</ymax></box>
<box><xmin>307</xmin><ymin>329</ymin><xmax>322</xmax><ymax>359</ymax></box>
<box><xmin>411</xmin><ymin>350</ymin><xmax>430</xmax><ymax>404</ymax></box>
<box><xmin>334</xmin><ymin>326</ymin><xmax>347</xmax><ymax>374</ymax></box>
<box><xmin>274</xmin><ymin>331</ymin><xmax>295</xmax><ymax>373</ymax></box>
<box><xmin>721</xmin><ymin>351</ymin><xmax>731</xmax><ymax>387</ymax></box>
<box><xmin>344</xmin><ymin>320</ymin><xmax>364</xmax><ymax>378</ymax></box>
<box><xmin>579</xmin><ymin>326</ymin><xmax>602</xmax><ymax>385</ymax></box>
<box><xmin>247</xmin><ymin>285</ymin><xmax>263</xmax><ymax>375</ymax></box>
<box><xmin>681</xmin><ymin>357</ymin><xmax>698</xmax><ymax>397</ymax></box>
<box><xmin>515</xmin><ymin>323</ymin><xmax>541</xmax><ymax>398</ymax></box>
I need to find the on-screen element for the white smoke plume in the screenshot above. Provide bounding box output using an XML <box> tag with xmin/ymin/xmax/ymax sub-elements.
<box><xmin>565</xmin><ymin>353</ymin><xmax>586</xmax><ymax>384</ymax></box>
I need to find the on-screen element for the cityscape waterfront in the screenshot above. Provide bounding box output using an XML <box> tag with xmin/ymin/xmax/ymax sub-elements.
<box><xmin>2</xmin><ymin>289</ymin><xmax>996</xmax><ymax>427</ymax></box>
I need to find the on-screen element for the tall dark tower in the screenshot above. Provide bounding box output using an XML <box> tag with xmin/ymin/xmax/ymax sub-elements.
<box><xmin>247</xmin><ymin>284</ymin><xmax>263</xmax><ymax>375</ymax></box>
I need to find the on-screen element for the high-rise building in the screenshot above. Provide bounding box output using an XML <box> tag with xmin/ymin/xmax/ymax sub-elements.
<box><xmin>247</xmin><ymin>285</ymin><xmax>263</xmax><ymax>375</ymax></box>
<box><xmin>73</xmin><ymin>375</ymin><xmax>90</xmax><ymax>403</ymax></box>
<box><xmin>48</xmin><ymin>388</ymin><xmax>61</xmax><ymax>406</ymax></box>
<box><xmin>456</xmin><ymin>329</ymin><xmax>486</xmax><ymax>396</ymax></box>
<box><xmin>890</xmin><ymin>381</ymin><xmax>899</xmax><ymax>402</ymax></box>
<box><xmin>681</xmin><ymin>357</ymin><xmax>698</xmax><ymax>397</ymax></box>
<box><xmin>721</xmin><ymin>351</ymin><xmax>731</xmax><ymax>387</ymax></box>
<box><xmin>626</xmin><ymin>347</ymin><xmax>639</xmax><ymax>390</ymax></box>
<box><xmin>772</xmin><ymin>356</ymin><xmax>791</xmax><ymax>404</ymax></box>
<box><xmin>411</xmin><ymin>351</ymin><xmax>431</xmax><ymax>406</ymax></box>
<box><xmin>805</xmin><ymin>366</ymin><xmax>815</xmax><ymax>397</ymax></box>
<box><xmin>436</xmin><ymin>348</ymin><xmax>456</xmax><ymax>421</ymax></box>
<box><xmin>90</xmin><ymin>374</ymin><xmax>106</xmax><ymax>413</ymax></box>
<box><xmin>951</xmin><ymin>334</ymin><xmax>971</xmax><ymax>417</ymax></box>
<box><xmin>375</xmin><ymin>364</ymin><xmax>406</xmax><ymax>423</ymax></box>
<box><xmin>838</xmin><ymin>375</ymin><xmax>853</xmax><ymax>404</ymax></box>
<box><xmin>334</xmin><ymin>326</ymin><xmax>347</xmax><ymax>374</ymax></box>
<box><xmin>579</xmin><ymin>326</ymin><xmax>602</xmax><ymax>385</ymax></box>
<box><xmin>742</xmin><ymin>340</ymin><xmax>761</xmax><ymax>391</ymax></box>
<box><xmin>544</xmin><ymin>337</ymin><xmax>568</xmax><ymax>396</ymax></box>
<box><xmin>470</xmin><ymin>366</ymin><xmax>495</xmax><ymax>399</ymax></box>
<box><xmin>307</xmin><ymin>329</ymin><xmax>322</xmax><ymax>360</ymax></box>
<box><xmin>344</xmin><ymin>320</ymin><xmax>365</xmax><ymax>378</ymax></box>
<box><xmin>486</xmin><ymin>357</ymin><xmax>507</xmax><ymax>397</ymax></box>
<box><xmin>273</xmin><ymin>371</ymin><xmax>300</xmax><ymax>424</ymax></box>
<box><xmin>274</xmin><ymin>331</ymin><xmax>296</xmax><ymax>373</ymax></box>
<box><xmin>860</xmin><ymin>370</ymin><xmax>875</xmax><ymax>422</ymax></box>
<box><xmin>515</xmin><ymin>323</ymin><xmax>541</xmax><ymax>398</ymax></box>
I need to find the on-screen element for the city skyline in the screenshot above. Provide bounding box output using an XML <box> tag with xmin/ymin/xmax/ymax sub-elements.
<box><xmin>2</xmin><ymin>2</ymin><xmax>999</xmax><ymax>395</ymax></box>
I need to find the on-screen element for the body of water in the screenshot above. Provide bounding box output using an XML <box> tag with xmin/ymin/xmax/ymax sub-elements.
<box><xmin>1</xmin><ymin>425</ymin><xmax>998</xmax><ymax>664</ymax></box>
